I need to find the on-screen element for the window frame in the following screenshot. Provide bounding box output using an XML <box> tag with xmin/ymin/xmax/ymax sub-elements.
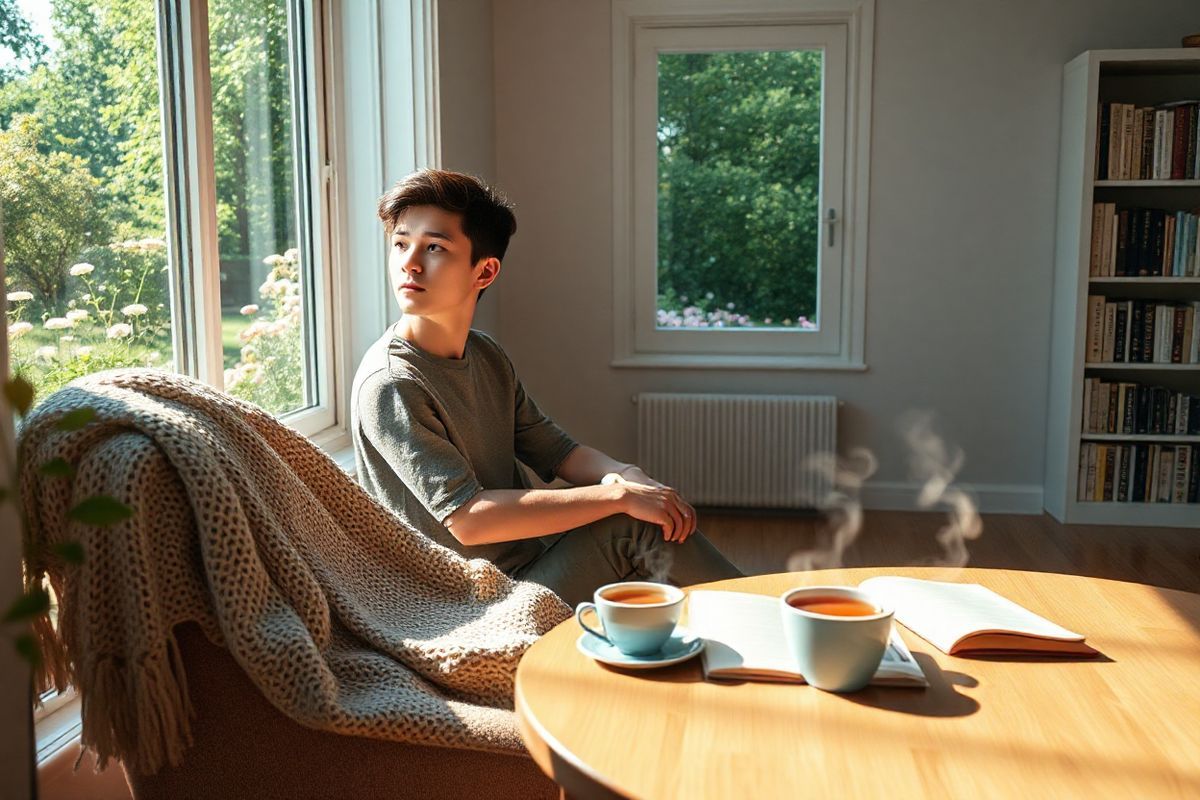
<box><xmin>611</xmin><ymin>0</ymin><xmax>874</xmax><ymax>370</ymax></box>
<box><xmin>160</xmin><ymin>0</ymin><xmax>339</xmax><ymax>436</ymax></box>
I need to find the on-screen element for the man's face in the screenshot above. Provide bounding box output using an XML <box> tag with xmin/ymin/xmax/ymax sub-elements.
<box><xmin>388</xmin><ymin>205</ymin><xmax>495</xmax><ymax>318</ymax></box>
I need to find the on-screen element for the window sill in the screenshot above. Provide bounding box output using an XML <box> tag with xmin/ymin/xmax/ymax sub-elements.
<box><xmin>611</xmin><ymin>353</ymin><xmax>868</xmax><ymax>371</ymax></box>
<box><xmin>36</xmin><ymin>691</ymin><xmax>82</xmax><ymax>765</ymax></box>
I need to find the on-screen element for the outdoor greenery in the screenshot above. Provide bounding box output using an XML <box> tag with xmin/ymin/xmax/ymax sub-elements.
<box><xmin>657</xmin><ymin>49</ymin><xmax>822</xmax><ymax>330</ymax></box>
<box><xmin>1</xmin><ymin>0</ymin><xmax>305</xmax><ymax>415</ymax></box>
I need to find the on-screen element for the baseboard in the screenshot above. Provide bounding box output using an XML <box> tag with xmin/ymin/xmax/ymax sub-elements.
<box><xmin>861</xmin><ymin>482</ymin><xmax>1044</xmax><ymax>515</ymax></box>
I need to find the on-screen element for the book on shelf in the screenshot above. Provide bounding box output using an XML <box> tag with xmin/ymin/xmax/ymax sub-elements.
<box><xmin>1087</xmin><ymin>204</ymin><xmax>1200</xmax><ymax>277</ymax></box>
<box><xmin>856</xmin><ymin>578</ymin><xmax>1099</xmax><ymax>657</ymax></box>
<box><xmin>1083</xmin><ymin>297</ymin><xmax>1200</xmax><ymax>364</ymax></box>
<box><xmin>686</xmin><ymin>590</ymin><xmax>928</xmax><ymax>686</ymax></box>
<box><xmin>1078</xmin><ymin>442</ymin><xmax>1199</xmax><ymax>503</ymax></box>
<box><xmin>1098</xmin><ymin>100</ymin><xmax>1200</xmax><ymax>181</ymax></box>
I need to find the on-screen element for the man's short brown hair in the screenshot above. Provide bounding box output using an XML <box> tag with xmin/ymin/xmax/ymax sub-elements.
<box><xmin>377</xmin><ymin>169</ymin><xmax>517</xmax><ymax>265</ymax></box>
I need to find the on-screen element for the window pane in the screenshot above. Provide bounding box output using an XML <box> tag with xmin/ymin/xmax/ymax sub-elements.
<box><xmin>656</xmin><ymin>50</ymin><xmax>821</xmax><ymax>331</ymax></box>
<box><xmin>209</xmin><ymin>0</ymin><xmax>310</xmax><ymax>416</ymax></box>
<box><xmin>3</xmin><ymin>0</ymin><xmax>175</xmax><ymax>405</ymax></box>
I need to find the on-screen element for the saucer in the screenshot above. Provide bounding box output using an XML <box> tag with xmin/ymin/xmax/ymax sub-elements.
<box><xmin>576</xmin><ymin>626</ymin><xmax>705</xmax><ymax>669</ymax></box>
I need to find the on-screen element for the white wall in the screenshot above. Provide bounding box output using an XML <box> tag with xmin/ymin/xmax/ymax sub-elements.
<box><xmin>437</xmin><ymin>0</ymin><xmax>501</xmax><ymax>332</ymax></box>
<box><xmin>477</xmin><ymin>0</ymin><xmax>1200</xmax><ymax>511</ymax></box>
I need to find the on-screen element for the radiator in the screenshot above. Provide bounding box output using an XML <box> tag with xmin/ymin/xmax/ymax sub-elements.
<box><xmin>635</xmin><ymin>393</ymin><xmax>838</xmax><ymax>509</ymax></box>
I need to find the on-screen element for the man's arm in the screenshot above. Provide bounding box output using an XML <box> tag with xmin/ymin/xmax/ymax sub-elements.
<box><xmin>445</xmin><ymin>445</ymin><xmax>698</xmax><ymax>546</ymax></box>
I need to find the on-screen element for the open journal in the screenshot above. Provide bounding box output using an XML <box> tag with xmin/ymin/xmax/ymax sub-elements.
<box><xmin>687</xmin><ymin>591</ymin><xmax>929</xmax><ymax>687</ymax></box>
<box><xmin>857</xmin><ymin>577</ymin><xmax>1099</xmax><ymax>657</ymax></box>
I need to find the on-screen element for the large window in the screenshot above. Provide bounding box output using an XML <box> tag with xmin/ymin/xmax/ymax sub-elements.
<box><xmin>612</xmin><ymin>0</ymin><xmax>874</xmax><ymax>369</ymax></box>
<box><xmin>2</xmin><ymin>0</ymin><xmax>333</xmax><ymax>425</ymax></box>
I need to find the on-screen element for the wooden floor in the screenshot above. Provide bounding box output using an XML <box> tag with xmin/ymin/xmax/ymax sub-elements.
<box><xmin>699</xmin><ymin>509</ymin><xmax>1200</xmax><ymax>593</ymax></box>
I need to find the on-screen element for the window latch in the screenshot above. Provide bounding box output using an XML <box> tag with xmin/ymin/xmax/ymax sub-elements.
<box><xmin>826</xmin><ymin>208</ymin><xmax>838</xmax><ymax>247</ymax></box>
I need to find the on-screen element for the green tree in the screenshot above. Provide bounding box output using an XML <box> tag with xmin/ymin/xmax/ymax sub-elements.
<box><xmin>0</xmin><ymin>114</ymin><xmax>99</xmax><ymax>303</ymax></box>
<box><xmin>657</xmin><ymin>50</ymin><xmax>822</xmax><ymax>325</ymax></box>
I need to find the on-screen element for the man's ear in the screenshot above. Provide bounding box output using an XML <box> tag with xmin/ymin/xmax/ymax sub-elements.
<box><xmin>476</xmin><ymin>257</ymin><xmax>501</xmax><ymax>291</ymax></box>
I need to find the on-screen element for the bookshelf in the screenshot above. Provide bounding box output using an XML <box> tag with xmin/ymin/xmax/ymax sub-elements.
<box><xmin>1047</xmin><ymin>50</ymin><xmax>1200</xmax><ymax>527</ymax></box>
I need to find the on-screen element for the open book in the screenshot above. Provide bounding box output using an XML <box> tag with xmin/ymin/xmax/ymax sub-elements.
<box><xmin>687</xmin><ymin>591</ymin><xmax>929</xmax><ymax>687</ymax></box>
<box><xmin>858</xmin><ymin>577</ymin><xmax>1098</xmax><ymax>657</ymax></box>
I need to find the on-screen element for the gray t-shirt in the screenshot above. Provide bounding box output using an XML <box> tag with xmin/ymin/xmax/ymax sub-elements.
<box><xmin>351</xmin><ymin>326</ymin><xmax>578</xmax><ymax>573</ymax></box>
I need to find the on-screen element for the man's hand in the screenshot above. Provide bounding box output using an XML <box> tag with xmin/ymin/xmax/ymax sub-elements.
<box><xmin>605</xmin><ymin>472</ymin><xmax>698</xmax><ymax>543</ymax></box>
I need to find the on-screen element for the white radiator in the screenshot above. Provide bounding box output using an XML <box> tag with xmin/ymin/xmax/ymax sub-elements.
<box><xmin>635</xmin><ymin>393</ymin><xmax>838</xmax><ymax>509</ymax></box>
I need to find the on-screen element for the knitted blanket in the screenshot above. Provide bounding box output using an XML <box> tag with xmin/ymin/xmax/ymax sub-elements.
<box><xmin>20</xmin><ymin>369</ymin><xmax>571</xmax><ymax>775</ymax></box>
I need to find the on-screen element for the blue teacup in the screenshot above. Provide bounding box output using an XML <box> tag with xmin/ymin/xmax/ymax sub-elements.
<box><xmin>575</xmin><ymin>581</ymin><xmax>684</xmax><ymax>656</ymax></box>
<box><xmin>780</xmin><ymin>586</ymin><xmax>894</xmax><ymax>692</ymax></box>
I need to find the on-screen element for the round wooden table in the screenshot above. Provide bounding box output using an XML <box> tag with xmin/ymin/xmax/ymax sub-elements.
<box><xmin>515</xmin><ymin>568</ymin><xmax>1200</xmax><ymax>799</ymax></box>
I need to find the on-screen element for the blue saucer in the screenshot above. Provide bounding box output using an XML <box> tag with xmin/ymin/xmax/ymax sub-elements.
<box><xmin>576</xmin><ymin>626</ymin><xmax>705</xmax><ymax>669</ymax></box>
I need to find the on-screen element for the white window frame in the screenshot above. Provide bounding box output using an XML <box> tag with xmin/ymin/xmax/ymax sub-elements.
<box><xmin>160</xmin><ymin>0</ymin><xmax>338</xmax><ymax>439</ymax></box>
<box><xmin>611</xmin><ymin>0</ymin><xmax>874</xmax><ymax>370</ymax></box>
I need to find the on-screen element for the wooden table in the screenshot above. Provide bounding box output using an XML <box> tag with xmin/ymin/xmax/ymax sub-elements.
<box><xmin>515</xmin><ymin>567</ymin><xmax>1200</xmax><ymax>799</ymax></box>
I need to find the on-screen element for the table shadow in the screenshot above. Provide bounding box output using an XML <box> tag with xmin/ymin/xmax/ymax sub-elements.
<box><xmin>954</xmin><ymin>649</ymin><xmax>1112</xmax><ymax>664</ymax></box>
<box><xmin>837</xmin><ymin>653</ymin><xmax>980</xmax><ymax>717</ymax></box>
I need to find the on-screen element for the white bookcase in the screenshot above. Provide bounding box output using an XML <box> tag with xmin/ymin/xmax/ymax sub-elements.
<box><xmin>1046</xmin><ymin>49</ymin><xmax>1200</xmax><ymax>527</ymax></box>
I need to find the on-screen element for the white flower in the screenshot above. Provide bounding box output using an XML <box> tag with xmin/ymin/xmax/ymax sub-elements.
<box><xmin>146</xmin><ymin>351</ymin><xmax>162</xmax><ymax>363</ymax></box>
<box><xmin>59</xmin><ymin>335</ymin><xmax>75</xmax><ymax>343</ymax></box>
<box><xmin>66</xmin><ymin>309</ymin><xmax>90</xmax><ymax>322</ymax></box>
<box><xmin>7</xmin><ymin>321</ymin><xmax>33</xmax><ymax>338</ymax></box>
<box><xmin>106</xmin><ymin>323</ymin><xmax>133</xmax><ymax>339</ymax></box>
<box><xmin>44</xmin><ymin>317</ymin><xmax>73</xmax><ymax>330</ymax></box>
<box><xmin>6</xmin><ymin>290</ymin><xmax>33</xmax><ymax>302</ymax></box>
<box><xmin>77</xmin><ymin>345</ymin><xmax>94</xmax><ymax>356</ymax></box>
<box><xmin>139</xmin><ymin>237</ymin><xmax>166</xmax><ymax>250</ymax></box>
<box><xmin>239</xmin><ymin>304</ymin><xmax>259</xmax><ymax>316</ymax></box>
<box><xmin>35</xmin><ymin>345</ymin><xmax>57</xmax><ymax>360</ymax></box>
<box><xmin>262</xmin><ymin>254</ymin><xmax>285</xmax><ymax>266</ymax></box>
<box><xmin>69</xmin><ymin>262</ymin><xmax>96</xmax><ymax>276</ymax></box>
<box><xmin>283</xmin><ymin>247</ymin><xmax>299</xmax><ymax>262</ymax></box>
<box><xmin>121</xmin><ymin>303</ymin><xmax>148</xmax><ymax>317</ymax></box>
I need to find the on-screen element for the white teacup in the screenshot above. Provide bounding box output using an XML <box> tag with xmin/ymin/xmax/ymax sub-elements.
<box><xmin>575</xmin><ymin>581</ymin><xmax>684</xmax><ymax>656</ymax></box>
<box><xmin>780</xmin><ymin>586</ymin><xmax>893</xmax><ymax>692</ymax></box>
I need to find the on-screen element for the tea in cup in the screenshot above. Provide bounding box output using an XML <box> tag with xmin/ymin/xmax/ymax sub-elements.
<box><xmin>779</xmin><ymin>585</ymin><xmax>893</xmax><ymax>692</ymax></box>
<box><xmin>576</xmin><ymin>581</ymin><xmax>684</xmax><ymax>656</ymax></box>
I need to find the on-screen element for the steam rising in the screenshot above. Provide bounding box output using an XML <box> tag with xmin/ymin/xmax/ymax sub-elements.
<box><xmin>786</xmin><ymin>411</ymin><xmax>983</xmax><ymax>571</ymax></box>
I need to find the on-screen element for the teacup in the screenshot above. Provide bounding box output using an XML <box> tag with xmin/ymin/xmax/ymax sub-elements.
<box><xmin>779</xmin><ymin>585</ymin><xmax>894</xmax><ymax>692</ymax></box>
<box><xmin>575</xmin><ymin>581</ymin><xmax>684</xmax><ymax>656</ymax></box>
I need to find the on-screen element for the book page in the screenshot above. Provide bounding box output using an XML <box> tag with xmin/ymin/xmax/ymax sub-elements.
<box><xmin>688</xmin><ymin>591</ymin><xmax>927</xmax><ymax>687</ymax></box>
<box><xmin>858</xmin><ymin>577</ymin><xmax>1087</xmax><ymax>655</ymax></box>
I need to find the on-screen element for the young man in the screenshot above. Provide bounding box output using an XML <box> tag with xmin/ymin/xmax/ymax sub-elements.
<box><xmin>351</xmin><ymin>169</ymin><xmax>742</xmax><ymax>606</ymax></box>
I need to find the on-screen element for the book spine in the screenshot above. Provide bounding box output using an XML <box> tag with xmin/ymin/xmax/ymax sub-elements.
<box><xmin>1113</xmin><ymin>303</ymin><xmax>1128</xmax><ymax>363</ymax></box>
<box><xmin>1132</xmin><ymin>445</ymin><xmax>1148</xmax><ymax>502</ymax></box>
<box><xmin>1082</xmin><ymin>378</ymin><xmax>1094</xmax><ymax>433</ymax></box>
<box><xmin>1130</xmin><ymin>301</ymin><xmax>1145</xmax><ymax>363</ymax></box>
<box><xmin>1173</xmin><ymin>446</ymin><xmax>1190</xmax><ymax>503</ymax></box>
<box><xmin>1102</xmin><ymin>302</ymin><xmax>1116</xmax><ymax>363</ymax></box>
<box><xmin>1131</xmin><ymin>108</ymin><xmax>1145</xmax><ymax>180</ymax></box>
<box><xmin>1097</xmin><ymin>104</ymin><xmax>1110</xmax><ymax>179</ymax></box>
<box><xmin>1152</xmin><ymin>109</ymin><xmax>1165</xmax><ymax>180</ymax></box>
<box><xmin>1116</xmin><ymin>209</ymin><xmax>1130</xmax><ymax>275</ymax></box>
<box><xmin>1102</xmin><ymin>446</ymin><xmax>1116</xmax><ymax>501</ymax></box>
<box><xmin>1185</xmin><ymin>443</ymin><xmax>1195</xmax><ymax>501</ymax></box>
<box><xmin>1087</xmin><ymin>443</ymin><xmax>1099</xmax><ymax>500</ymax></box>
<box><xmin>1089</xmin><ymin>203</ymin><xmax>1104</xmax><ymax>276</ymax></box>
<box><xmin>1172</xmin><ymin>105</ymin><xmax>1189</xmax><ymax>179</ymax></box>
<box><xmin>1163</xmin><ymin>110</ymin><xmax>1175</xmax><ymax>180</ymax></box>
<box><xmin>1158</xmin><ymin>447</ymin><xmax>1174</xmax><ymax>502</ymax></box>
<box><xmin>1142</xmin><ymin>302</ymin><xmax>1156</xmax><ymax>363</ymax></box>
<box><xmin>1117</xmin><ymin>445</ymin><xmax>1131</xmax><ymax>502</ymax></box>
<box><xmin>1086</xmin><ymin>295</ymin><xmax>1105</xmax><ymax>362</ymax></box>
<box><xmin>1173</xmin><ymin>306</ymin><xmax>1187</xmax><ymax>363</ymax></box>
<box><xmin>1123</xmin><ymin>383</ymin><xmax>1137</xmax><ymax>434</ymax></box>
<box><xmin>1188</xmin><ymin>104</ymin><xmax>1199</xmax><ymax>180</ymax></box>
<box><xmin>1152</xmin><ymin>209</ymin><xmax>1166</xmax><ymax>275</ymax></box>
<box><xmin>1190</xmin><ymin>396</ymin><xmax>1200</xmax><ymax>435</ymax></box>
<box><xmin>1122</xmin><ymin>104</ymin><xmax>1136</xmax><ymax>180</ymax></box>
<box><xmin>1100</xmin><ymin>204</ymin><xmax>1115</xmax><ymax>276</ymax></box>
<box><xmin>1142</xmin><ymin>108</ymin><xmax>1157</xmax><ymax>180</ymax></box>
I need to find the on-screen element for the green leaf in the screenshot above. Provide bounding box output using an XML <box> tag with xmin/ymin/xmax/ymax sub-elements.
<box><xmin>52</xmin><ymin>541</ymin><xmax>85</xmax><ymax>565</ymax></box>
<box><xmin>3</xmin><ymin>586</ymin><xmax>51</xmax><ymax>623</ymax></box>
<box><xmin>2</xmin><ymin>376</ymin><xmax>35</xmax><ymax>416</ymax></box>
<box><xmin>38</xmin><ymin>458</ymin><xmax>74</xmax><ymax>478</ymax></box>
<box><xmin>15</xmin><ymin>634</ymin><xmax>42</xmax><ymax>668</ymax></box>
<box><xmin>68</xmin><ymin>496</ymin><xmax>133</xmax><ymax>526</ymax></box>
<box><xmin>56</xmin><ymin>408</ymin><xmax>96</xmax><ymax>431</ymax></box>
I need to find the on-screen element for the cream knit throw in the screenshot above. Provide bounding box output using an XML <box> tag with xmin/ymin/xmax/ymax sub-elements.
<box><xmin>20</xmin><ymin>369</ymin><xmax>571</xmax><ymax>775</ymax></box>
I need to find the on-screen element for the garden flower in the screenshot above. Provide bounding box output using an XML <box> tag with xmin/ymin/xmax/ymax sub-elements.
<box><xmin>59</xmin><ymin>335</ymin><xmax>75</xmax><ymax>343</ymax></box>
<box><xmin>44</xmin><ymin>317</ymin><xmax>73</xmax><ymax>330</ymax></box>
<box><xmin>77</xmin><ymin>346</ymin><xmax>94</xmax><ymax>356</ymax></box>
<box><xmin>69</xmin><ymin>262</ymin><xmax>96</xmax><ymax>276</ymax></box>
<box><xmin>121</xmin><ymin>303</ymin><xmax>148</xmax><ymax>317</ymax></box>
<box><xmin>6</xmin><ymin>290</ymin><xmax>33</xmax><ymax>302</ymax></box>
<box><xmin>35</xmin><ymin>346</ymin><xmax>57</xmax><ymax>360</ymax></box>
<box><xmin>284</xmin><ymin>247</ymin><xmax>299</xmax><ymax>262</ymax></box>
<box><xmin>139</xmin><ymin>237</ymin><xmax>166</xmax><ymax>250</ymax></box>
<box><xmin>240</xmin><ymin>304</ymin><xmax>259</xmax><ymax>316</ymax></box>
<box><xmin>7</xmin><ymin>321</ymin><xmax>33</xmax><ymax>338</ymax></box>
<box><xmin>66</xmin><ymin>309</ymin><xmax>90</xmax><ymax>322</ymax></box>
<box><xmin>262</xmin><ymin>254</ymin><xmax>285</xmax><ymax>267</ymax></box>
<box><xmin>107</xmin><ymin>323</ymin><xmax>133</xmax><ymax>339</ymax></box>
